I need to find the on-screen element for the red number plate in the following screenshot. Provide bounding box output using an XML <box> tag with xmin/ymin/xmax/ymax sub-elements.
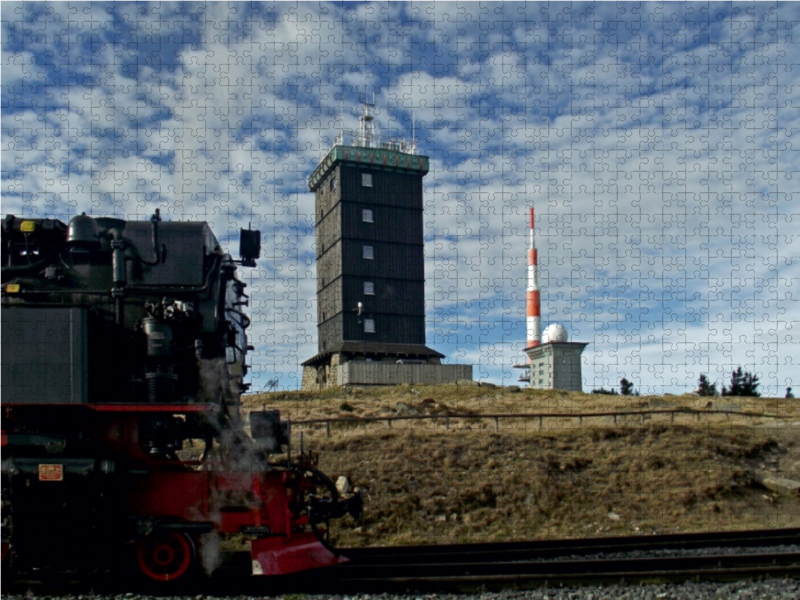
<box><xmin>38</xmin><ymin>464</ymin><xmax>63</xmax><ymax>481</ymax></box>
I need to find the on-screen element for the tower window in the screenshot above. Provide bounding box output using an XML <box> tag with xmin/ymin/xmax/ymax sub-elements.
<box><xmin>364</xmin><ymin>281</ymin><xmax>375</xmax><ymax>295</ymax></box>
<box><xmin>361</xmin><ymin>173</ymin><xmax>373</xmax><ymax>187</ymax></box>
<box><xmin>364</xmin><ymin>318</ymin><xmax>375</xmax><ymax>333</ymax></box>
<box><xmin>363</xmin><ymin>245</ymin><xmax>374</xmax><ymax>260</ymax></box>
<box><xmin>329</xmin><ymin>177</ymin><xmax>337</xmax><ymax>191</ymax></box>
<box><xmin>362</xmin><ymin>209</ymin><xmax>373</xmax><ymax>223</ymax></box>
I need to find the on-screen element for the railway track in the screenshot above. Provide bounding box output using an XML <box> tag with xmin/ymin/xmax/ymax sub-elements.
<box><xmin>211</xmin><ymin>527</ymin><xmax>800</xmax><ymax>594</ymax></box>
<box><xmin>338</xmin><ymin>526</ymin><xmax>800</xmax><ymax>564</ymax></box>
<box><xmin>5</xmin><ymin>528</ymin><xmax>800</xmax><ymax>595</ymax></box>
<box><xmin>319</xmin><ymin>551</ymin><xmax>800</xmax><ymax>593</ymax></box>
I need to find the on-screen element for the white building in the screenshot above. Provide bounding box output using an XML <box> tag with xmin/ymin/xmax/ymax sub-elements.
<box><xmin>517</xmin><ymin>324</ymin><xmax>588</xmax><ymax>391</ymax></box>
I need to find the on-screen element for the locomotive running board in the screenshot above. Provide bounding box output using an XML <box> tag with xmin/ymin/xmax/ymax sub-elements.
<box><xmin>250</xmin><ymin>532</ymin><xmax>348</xmax><ymax>576</ymax></box>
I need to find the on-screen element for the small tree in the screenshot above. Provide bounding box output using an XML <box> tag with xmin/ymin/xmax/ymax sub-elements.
<box><xmin>721</xmin><ymin>367</ymin><xmax>760</xmax><ymax>397</ymax></box>
<box><xmin>787</xmin><ymin>387</ymin><xmax>795</xmax><ymax>399</ymax></box>
<box><xmin>591</xmin><ymin>387</ymin><xmax>618</xmax><ymax>395</ymax></box>
<box><xmin>696</xmin><ymin>373</ymin><xmax>717</xmax><ymax>397</ymax></box>
<box><xmin>620</xmin><ymin>378</ymin><xmax>634</xmax><ymax>396</ymax></box>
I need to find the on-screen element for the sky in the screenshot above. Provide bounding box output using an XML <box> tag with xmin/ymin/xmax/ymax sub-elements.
<box><xmin>2</xmin><ymin>1</ymin><xmax>799</xmax><ymax>396</ymax></box>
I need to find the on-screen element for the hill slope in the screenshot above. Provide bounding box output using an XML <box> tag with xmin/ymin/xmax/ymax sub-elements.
<box><xmin>244</xmin><ymin>385</ymin><xmax>800</xmax><ymax>546</ymax></box>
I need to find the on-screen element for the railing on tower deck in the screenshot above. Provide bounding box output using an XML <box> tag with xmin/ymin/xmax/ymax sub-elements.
<box><xmin>324</xmin><ymin>128</ymin><xmax>419</xmax><ymax>157</ymax></box>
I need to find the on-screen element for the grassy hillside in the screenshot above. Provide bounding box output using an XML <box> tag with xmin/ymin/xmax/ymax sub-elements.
<box><xmin>243</xmin><ymin>385</ymin><xmax>800</xmax><ymax>547</ymax></box>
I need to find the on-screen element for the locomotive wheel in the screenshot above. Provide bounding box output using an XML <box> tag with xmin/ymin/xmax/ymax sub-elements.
<box><xmin>136</xmin><ymin>532</ymin><xmax>194</xmax><ymax>582</ymax></box>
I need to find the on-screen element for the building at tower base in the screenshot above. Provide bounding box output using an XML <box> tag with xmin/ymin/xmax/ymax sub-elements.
<box><xmin>301</xmin><ymin>342</ymin><xmax>472</xmax><ymax>389</ymax></box>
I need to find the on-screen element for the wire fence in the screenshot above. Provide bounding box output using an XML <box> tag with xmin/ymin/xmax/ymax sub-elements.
<box><xmin>287</xmin><ymin>408</ymin><xmax>790</xmax><ymax>438</ymax></box>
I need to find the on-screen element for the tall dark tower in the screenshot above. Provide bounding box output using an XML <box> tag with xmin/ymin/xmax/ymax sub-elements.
<box><xmin>301</xmin><ymin>104</ymin><xmax>471</xmax><ymax>388</ymax></box>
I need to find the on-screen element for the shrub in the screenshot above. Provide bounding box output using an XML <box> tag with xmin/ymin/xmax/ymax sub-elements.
<box><xmin>721</xmin><ymin>367</ymin><xmax>760</xmax><ymax>397</ymax></box>
<box><xmin>697</xmin><ymin>373</ymin><xmax>718</xmax><ymax>397</ymax></box>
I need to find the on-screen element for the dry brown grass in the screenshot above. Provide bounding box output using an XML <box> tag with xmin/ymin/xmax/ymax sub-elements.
<box><xmin>242</xmin><ymin>385</ymin><xmax>800</xmax><ymax>547</ymax></box>
<box><xmin>244</xmin><ymin>383</ymin><xmax>800</xmax><ymax>423</ymax></box>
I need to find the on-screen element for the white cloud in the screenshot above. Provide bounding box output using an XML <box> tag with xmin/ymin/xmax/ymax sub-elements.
<box><xmin>3</xmin><ymin>2</ymin><xmax>799</xmax><ymax>394</ymax></box>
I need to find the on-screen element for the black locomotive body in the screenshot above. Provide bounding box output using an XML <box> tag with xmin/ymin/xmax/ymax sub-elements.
<box><xmin>1</xmin><ymin>211</ymin><xmax>359</xmax><ymax>582</ymax></box>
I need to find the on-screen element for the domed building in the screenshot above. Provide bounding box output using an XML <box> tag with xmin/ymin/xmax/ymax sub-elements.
<box><xmin>542</xmin><ymin>323</ymin><xmax>568</xmax><ymax>343</ymax></box>
<box><xmin>522</xmin><ymin>322</ymin><xmax>588</xmax><ymax>391</ymax></box>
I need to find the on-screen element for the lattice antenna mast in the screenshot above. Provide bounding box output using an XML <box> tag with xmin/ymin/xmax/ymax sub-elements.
<box><xmin>357</xmin><ymin>94</ymin><xmax>377</xmax><ymax>148</ymax></box>
<box><xmin>411</xmin><ymin>110</ymin><xmax>417</xmax><ymax>154</ymax></box>
<box><xmin>339</xmin><ymin>100</ymin><xmax>344</xmax><ymax>145</ymax></box>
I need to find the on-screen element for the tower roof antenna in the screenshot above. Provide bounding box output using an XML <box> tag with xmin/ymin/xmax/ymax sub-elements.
<box><xmin>412</xmin><ymin>110</ymin><xmax>416</xmax><ymax>153</ymax></box>
<box><xmin>357</xmin><ymin>92</ymin><xmax>377</xmax><ymax>148</ymax></box>
<box><xmin>339</xmin><ymin>99</ymin><xmax>344</xmax><ymax>145</ymax></box>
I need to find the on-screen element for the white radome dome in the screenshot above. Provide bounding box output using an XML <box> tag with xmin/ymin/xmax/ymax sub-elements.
<box><xmin>542</xmin><ymin>323</ymin><xmax>569</xmax><ymax>343</ymax></box>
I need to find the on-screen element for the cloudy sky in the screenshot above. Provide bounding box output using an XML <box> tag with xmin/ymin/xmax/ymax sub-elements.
<box><xmin>3</xmin><ymin>1</ymin><xmax>799</xmax><ymax>395</ymax></box>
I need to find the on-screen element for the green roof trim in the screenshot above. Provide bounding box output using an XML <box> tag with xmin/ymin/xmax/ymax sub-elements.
<box><xmin>308</xmin><ymin>145</ymin><xmax>430</xmax><ymax>191</ymax></box>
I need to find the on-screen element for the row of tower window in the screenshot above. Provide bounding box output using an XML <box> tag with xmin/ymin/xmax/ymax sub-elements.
<box><xmin>318</xmin><ymin>209</ymin><xmax>373</xmax><ymax>253</ymax></box>
<box><xmin>361</xmin><ymin>173</ymin><xmax>374</xmax><ymax>333</ymax></box>
<box><xmin>327</xmin><ymin>172</ymin><xmax>374</xmax><ymax>191</ymax></box>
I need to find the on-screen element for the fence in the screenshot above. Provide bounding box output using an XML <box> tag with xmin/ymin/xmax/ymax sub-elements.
<box><xmin>288</xmin><ymin>407</ymin><xmax>790</xmax><ymax>438</ymax></box>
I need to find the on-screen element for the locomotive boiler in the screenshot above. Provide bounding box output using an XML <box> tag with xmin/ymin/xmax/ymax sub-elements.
<box><xmin>1</xmin><ymin>211</ymin><xmax>361</xmax><ymax>582</ymax></box>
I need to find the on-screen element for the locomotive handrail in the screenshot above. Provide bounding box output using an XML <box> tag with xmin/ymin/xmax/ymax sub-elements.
<box><xmin>285</xmin><ymin>407</ymin><xmax>791</xmax><ymax>436</ymax></box>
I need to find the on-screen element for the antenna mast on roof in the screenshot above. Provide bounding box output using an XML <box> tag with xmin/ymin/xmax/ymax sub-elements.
<box><xmin>339</xmin><ymin>99</ymin><xmax>344</xmax><ymax>145</ymax></box>
<box><xmin>357</xmin><ymin>92</ymin><xmax>377</xmax><ymax>148</ymax></box>
<box><xmin>411</xmin><ymin>110</ymin><xmax>416</xmax><ymax>154</ymax></box>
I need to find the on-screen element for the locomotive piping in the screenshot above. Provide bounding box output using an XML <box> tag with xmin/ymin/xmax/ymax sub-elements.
<box><xmin>135</xmin><ymin>209</ymin><xmax>164</xmax><ymax>267</ymax></box>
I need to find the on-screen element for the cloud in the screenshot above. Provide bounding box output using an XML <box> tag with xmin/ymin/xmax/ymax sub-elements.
<box><xmin>2</xmin><ymin>2</ymin><xmax>799</xmax><ymax>395</ymax></box>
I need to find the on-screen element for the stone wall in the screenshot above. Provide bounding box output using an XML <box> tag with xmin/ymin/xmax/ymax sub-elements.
<box><xmin>338</xmin><ymin>362</ymin><xmax>472</xmax><ymax>386</ymax></box>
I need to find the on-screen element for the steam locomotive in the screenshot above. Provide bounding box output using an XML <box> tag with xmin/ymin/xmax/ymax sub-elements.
<box><xmin>1</xmin><ymin>211</ymin><xmax>361</xmax><ymax>582</ymax></box>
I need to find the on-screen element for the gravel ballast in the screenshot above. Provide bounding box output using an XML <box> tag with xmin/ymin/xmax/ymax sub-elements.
<box><xmin>5</xmin><ymin>580</ymin><xmax>800</xmax><ymax>600</ymax></box>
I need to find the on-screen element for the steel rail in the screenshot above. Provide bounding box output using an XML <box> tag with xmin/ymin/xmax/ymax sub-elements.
<box><xmin>329</xmin><ymin>566</ymin><xmax>800</xmax><ymax>593</ymax></box>
<box><xmin>334</xmin><ymin>551</ymin><xmax>800</xmax><ymax>578</ymax></box>
<box><xmin>338</xmin><ymin>527</ymin><xmax>800</xmax><ymax>564</ymax></box>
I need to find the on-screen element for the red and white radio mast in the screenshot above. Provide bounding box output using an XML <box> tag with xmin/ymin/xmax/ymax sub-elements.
<box><xmin>526</xmin><ymin>207</ymin><xmax>541</xmax><ymax>359</ymax></box>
